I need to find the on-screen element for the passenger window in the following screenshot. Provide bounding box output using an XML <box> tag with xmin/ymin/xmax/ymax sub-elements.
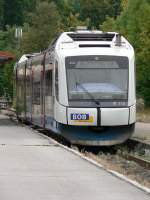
<box><xmin>45</xmin><ymin>70</ymin><xmax>52</xmax><ymax>96</ymax></box>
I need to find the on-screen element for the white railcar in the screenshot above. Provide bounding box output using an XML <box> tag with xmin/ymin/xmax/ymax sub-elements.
<box><xmin>15</xmin><ymin>30</ymin><xmax>136</xmax><ymax>146</ymax></box>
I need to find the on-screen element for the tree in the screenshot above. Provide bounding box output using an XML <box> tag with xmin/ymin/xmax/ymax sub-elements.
<box><xmin>0</xmin><ymin>26</ymin><xmax>19</xmax><ymax>99</ymax></box>
<box><xmin>3</xmin><ymin>0</ymin><xmax>24</xmax><ymax>28</ymax></box>
<box><xmin>0</xmin><ymin>0</ymin><xmax>4</xmax><ymax>29</ymax></box>
<box><xmin>79</xmin><ymin>0</ymin><xmax>121</xmax><ymax>29</ymax></box>
<box><xmin>0</xmin><ymin>0</ymin><xmax>38</xmax><ymax>30</ymax></box>
<box><xmin>21</xmin><ymin>1</ymin><xmax>61</xmax><ymax>53</ymax></box>
<box><xmin>0</xmin><ymin>61</ymin><xmax>15</xmax><ymax>99</ymax></box>
<box><xmin>50</xmin><ymin>0</ymin><xmax>121</xmax><ymax>29</ymax></box>
<box><xmin>51</xmin><ymin>0</ymin><xmax>81</xmax><ymax>29</ymax></box>
<box><xmin>101</xmin><ymin>0</ymin><xmax>150</xmax><ymax>106</ymax></box>
<box><xmin>0</xmin><ymin>26</ymin><xmax>19</xmax><ymax>53</ymax></box>
<box><xmin>64</xmin><ymin>13</ymin><xmax>90</xmax><ymax>31</ymax></box>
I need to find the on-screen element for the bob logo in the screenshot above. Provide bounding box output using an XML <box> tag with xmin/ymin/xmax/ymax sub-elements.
<box><xmin>71</xmin><ymin>113</ymin><xmax>89</xmax><ymax>120</ymax></box>
<box><xmin>71</xmin><ymin>113</ymin><xmax>93</xmax><ymax>123</ymax></box>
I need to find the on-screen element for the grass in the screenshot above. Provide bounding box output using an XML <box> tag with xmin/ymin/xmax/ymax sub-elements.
<box><xmin>136</xmin><ymin>108</ymin><xmax>150</xmax><ymax>123</ymax></box>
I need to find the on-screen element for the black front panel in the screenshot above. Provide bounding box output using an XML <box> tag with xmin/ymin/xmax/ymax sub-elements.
<box><xmin>68</xmin><ymin>100</ymin><xmax>128</xmax><ymax>108</ymax></box>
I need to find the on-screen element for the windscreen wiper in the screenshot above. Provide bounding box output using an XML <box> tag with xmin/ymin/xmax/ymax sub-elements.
<box><xmin>76</xmin><ymin>82</ymin><xmax>100</xmax><ymax>106</ymax></box>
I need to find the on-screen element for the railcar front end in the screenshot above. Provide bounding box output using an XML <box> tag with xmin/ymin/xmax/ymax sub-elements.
<box><xmin>53</xmin><ymin>32</ymin><xmax>136</xmax><ymax>146</ymax></box>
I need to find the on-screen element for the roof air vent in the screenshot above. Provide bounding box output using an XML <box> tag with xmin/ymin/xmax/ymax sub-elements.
<box><xmin>67</xmin><ymin>33</ymin><xmax>115</xmax><ymax>41</ymax></box>
<box><xmin>79</xmin><ymin>44</ymin><xmax>110</xmax><ymax>48</ymax></box>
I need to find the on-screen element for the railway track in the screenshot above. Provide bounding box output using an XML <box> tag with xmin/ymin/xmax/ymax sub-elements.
<box><xmin>81</xmin><ymin>139</ymin><xmax>150</xmax><ymax>170</ymax></box>
<box><xmin>122</xmin><ymin>139</ymin><xmax>150</xmax><ymax>170</ymax></box>
<box><xmin>123</xmin><ymin>154</ymin><xmax>150</xmax><ymax>170</ymax></box>
<box><xmin>127</xmin><ymin>138</ymin><xmax>150</xmax><ymax>151</ymax></box>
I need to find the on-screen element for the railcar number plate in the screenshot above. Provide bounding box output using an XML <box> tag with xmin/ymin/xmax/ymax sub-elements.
<box><xmin>71</xmin><ymin>113</ymin><xmax>89</xmax><ymax>120</ymax></box>
<box><xmin>70</xmin><ymin>113</ymin><xmax>94</xmax><ymax>123</ymax></box>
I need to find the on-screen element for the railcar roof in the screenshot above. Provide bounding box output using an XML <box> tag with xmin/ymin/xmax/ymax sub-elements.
<box><xmin>55</xmin><ymin>31</ymin><xmax>133</xmax><ymax>52</ymax></box>
<box><xmin>16</xmin><ymin>30</ymin><xmax>134</xmax><ymax>67</ymax></box>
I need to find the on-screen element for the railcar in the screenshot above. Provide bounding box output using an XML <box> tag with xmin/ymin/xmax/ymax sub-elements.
<box><xmin>14</xmin><ymin>29</ymin><xmax>136</xmax><ymax>146</ymax></box>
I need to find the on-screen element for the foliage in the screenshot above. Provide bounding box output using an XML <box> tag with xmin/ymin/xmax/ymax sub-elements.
<box><xmin>21</xmin><ymin>1</ymin><xmax>61</xmax><ymax>53</ymax></box>
<box><xmin>51</xmin><ymin>0</ymin><xmax>121</xmax><ymax>29</ymax></box>
<box><xmin>64</xmin><ymin>13</ymin><xmax>90</xmax><ymax>31</ymax></box>
<box><xmin>0</xmin><ymin>25</ymin><xmax>20</xmax><ymax>99</ymax></box>
<box><xmin>0</xmin><ymin>0</ymin><xmax>38</xmax><ymax>29</ymax></box>
<box><xmin>101</xmin><ymin>0</ymin><xmax>150</xmax><ymax>106</ymax></box>
<box><xmin>0</xmin><ymin>26</ymin><xmax>19</xmax><ymax>53</ymax></box>
<box><xmin>0</xmin><ymin>0</ymin><xmax>4</xmax><ymax>29</ymax></box>
<box><xmin>1</xmin><ymin>0</ymin><xmax>24</xmax><ymax>29</ymax></box>
<box><xmin>79</xmin><ymin>0</ymin><xmax>121</xmax><ymax>28</ymax></box>
<box><xmin>0</xmin><ymin>60</ymin><xmax>15</xmax><ymax>99</ymax></box>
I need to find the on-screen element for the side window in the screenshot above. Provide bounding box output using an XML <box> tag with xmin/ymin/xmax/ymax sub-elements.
<box><xmin>134</xmin><ymin>62</ymin><xmax>136</xmax><ymax>96</ymax></box>
<box><xmin>55</xmin><ymin>61</ymin><xmax>59</xmax><ymax>100</ymax></box>
<box><xmin>33</xmin><ymin>78</ymin><xmax>40</xmax><ymax>105</ymax></box>
<box><xmin>45</xmin><ymin>70</ymin><xmax>52</xmax><ymax>96</ymax></box>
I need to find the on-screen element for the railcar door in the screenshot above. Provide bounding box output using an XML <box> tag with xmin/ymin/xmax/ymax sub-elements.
<box><xmin>44</xmin><ymin>52</ymin><xmax>54</xmax><ymax>129</ymax></box>
<box><xmin>25</xmin><ymin>60</ymin><xmax>32</xmax><ymax>122</ymax></box>
<box><xmin>16</xmin><ymin>61</ymin><xmax>26</xmax><ymax>120</ymax></box>
<box><xmin>32</xmin><ymin>54</ymin><xmax>44</xmax><ymax>127</ymax></box>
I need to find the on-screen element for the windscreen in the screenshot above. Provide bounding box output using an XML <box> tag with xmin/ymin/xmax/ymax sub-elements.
<box><xmin>66</xmin><ymin>56</ymin><xmax>128</xmax><ymax>101</ymax></box>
